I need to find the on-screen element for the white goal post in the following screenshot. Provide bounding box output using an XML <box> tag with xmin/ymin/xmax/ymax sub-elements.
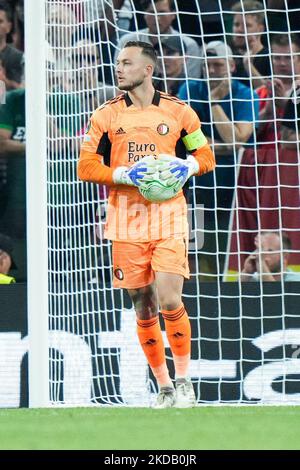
<box><xmin>25</xmin><ymin>0</ymin><xmax>300</xmax><ymax>407</ymax></box>
<box><xmin>25</xmin><ymin>0</ymin><xmax>49</xmax><ymax>407</ymax></box>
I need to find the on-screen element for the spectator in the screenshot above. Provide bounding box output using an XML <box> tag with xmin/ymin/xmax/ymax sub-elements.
<box><xmin>0</xmin><ymin>54</ymin><xmax>23</xmax><ymax>227</ymax></box>
<box><xmin>71</xmin><ymin>38</ymin><xmax>116</xmax><ymax>111</ymax></box>
<box><xmin>115</xmin><ymin>0</ymin><xmax>202</xmax><ymax>78</ymax></box>
<box><xmin>133</xmin><ymin>0</ymin><xmax>235</xmax><ymax>45</ymax></box>
<box><xmin>281</xmin><ymin>81</ymin><xmax>300</xmax><ymax>150</ymax></box>
<box><xmin>0</xmin><ymin>51</ymin><xmax>23</xmax><ymax>90</ymax></box>
<box><xmin>154</xmin><ymin>36</ymin><xmax>188</xmax><ymax>95</ymax></box>
<box><xmin>83</xmin><ymin>0</ymin><xmax>131</xmax><ymax>39</ymax></box>
<box><xmin>0</xmin><ymin>233</ymin><xmax>16</xmax><ymax>283</ymax></box>
<box><xmin>0</xmin><ymin>0</ymin><xmax>23</xmax><ymax>90</ymax></box>
<box><xmin>116</xmin><ymin>0</ymin><xmax>133</xmax><ymax>35</ymax></box>
<box><xmin>178</xmin><ymin>40</ymin><xmax>259</xmax><ymax>273</ymax></box>
<box><xmin>178</xmin><ymin>40</ymin><xmax>258</xmax><ymax>196</ymax></box>
<box><xmin>179</xmin><ymin>41</ymin><xmax>258</xmax><ymax>153</ymax></box>
<box><xmin>0</xmin><ymin>121</ymin><xmax>6</xmax><ymax>219</ymax></box>
<box><xmin>74</xmin><ymin>4</ymin><xmax>119</xmax><ymax>86</ymax></box>
<box><xmin>240</xmin><ymin>232</ymin><xmax>300</xmax><ymax>282</ymax></box>
<box><xmin>46</xmin><ymin>3</ymin><xmax>77</xmax><ymax>92</ymax></box>
<box><xmin>280</xmin><ymin>35</ymin><xmax>300</xmax><ymax>150</ymax></box>
<box><xmin>230</xmin><ymin>0</ymin><xmax>271</xmax><ymax>88</ymax></box>
<box><xmin>225</xmin><ymin>34</ymin><xmax>300</xmax><ymax>279</ymax></box>
<box><xmin>46</xmin><ymin>33</ymin><xmax>108</xmax><ymax>285</ymax></box>
<box><xmin>0</xmin><ymin>86</ymin><xmax>26</xmax><ymax>281</ymax></box>
<box><xmin>11</xmin><ymin>0</ymin><xmax>23</xmax><ymax>52</ymax></box>
<box><xmin>256</xmin><ymin>34</ymin><xmax>300</xmax><ymax>147</ymax></box>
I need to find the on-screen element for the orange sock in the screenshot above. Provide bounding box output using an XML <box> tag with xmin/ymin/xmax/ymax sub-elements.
<box><xmin>136</xmin><ymin>316</ymin><xmax>172</xmax><ymax>388</ymax></box>
<box><xmin>162</xmin><ymin>304</ymin><xmax>191</xmax><ymax>378</ymax></box>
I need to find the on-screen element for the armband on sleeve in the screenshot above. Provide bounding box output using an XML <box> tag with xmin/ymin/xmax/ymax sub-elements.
<box><xmin>182</xmin><ymin>128</ymin><xmax>207</xmax><ymax>152</ymax></box>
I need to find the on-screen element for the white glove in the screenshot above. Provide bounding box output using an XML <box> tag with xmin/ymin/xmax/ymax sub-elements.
<box><xmin>112</xmin><ymin>155</ymin><xmax>158</xmax><ymax>186</ymax></box>
<box><xmin>158</xmin><ymin>154</ymin><xmax>199</xmax><ymax>190</ymax></box>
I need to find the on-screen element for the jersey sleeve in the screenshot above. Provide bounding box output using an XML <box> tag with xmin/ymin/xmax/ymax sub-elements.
<box><xmin>78</xmin><ymin>106</ymin><xmax>114</xmax><ymax>185</ymax></box>
<box><xmin>181</xmin><ymin>104</ymin><xmax>216</xmax><ymax>176</ymax></box>
<box><xmin>0</xmin><ymin>92</ymin><xmax>14</xmax><ymax>132</ymax></box>
<box><xmin>81</xmin><ymin>105</ymin><xmax>110</xmax><ymax>154</ymax></box>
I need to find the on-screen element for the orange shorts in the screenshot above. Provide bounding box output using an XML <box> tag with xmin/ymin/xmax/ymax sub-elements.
<box><xmin>112</xmin><ymin>238</ymin><xmax>189</xmax><ymax>289</ymax></box>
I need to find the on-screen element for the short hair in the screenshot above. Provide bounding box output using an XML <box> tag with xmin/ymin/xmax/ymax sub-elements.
<box><xmin>123</xmin><ymin>41</ymin><xmax>158</xmax><ymax>66</ymax></box>
<box><xmin>140</xmin><ymin>0</ymin><xmax>174</xmax><ymax>11</ymax></box>
<box><xmin>271</xmin><ymin>33</ymin><xmax>300</xmax><ymax>51</ymax></box>
<box><xmin>231</xmin><ymin>0</ymin><xmax>265</xmax><ymax>26</ymax></box>
<box><xmin>263</xmin><ymin>231</ymin><xmax>292</xmax><ymax>251</ymax></box>
<box><xmin>0</xmin><ymin>0</ymin><xmax>13</xmax><ymax>22</ymax></box>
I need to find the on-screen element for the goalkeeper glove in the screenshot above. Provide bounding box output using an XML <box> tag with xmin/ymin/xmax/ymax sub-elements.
<box><xmin>112</xmin><ymin>155</ymin><xmax>158</xmax><ymax>186</ymax></box>
<box><xmin>158</xmin><ymin>154</ymin><xmax>199</xmax><ymax>190</ymax></box>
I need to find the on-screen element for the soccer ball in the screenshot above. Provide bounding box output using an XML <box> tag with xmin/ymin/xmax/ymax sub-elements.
<box><xmin>139</xmin><ymin>175</ymin><xmax>179</xmax><ymax>202</ymax></box>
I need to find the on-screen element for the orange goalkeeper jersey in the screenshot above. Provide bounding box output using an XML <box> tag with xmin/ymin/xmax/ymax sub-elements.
<box><xmin>78</xmin><ymin>90</ymin><xmax>215</xmax><ymax>241</ymax></box>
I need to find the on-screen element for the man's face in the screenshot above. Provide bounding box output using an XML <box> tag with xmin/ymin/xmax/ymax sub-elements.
<box><xmin>47</xmin><ymin>7</ymin><xmax>75</xmax><ymax>47</ymax></box>
<box><xmin>72</xmin><ymin>42</ymin><xmax>100</xmax><ymax>89</ymax></box>
<box><xmin>293</xmin><ymin>44</ymin><xmax>300</xmax><ymax>75</ymax></box>
<box><xmin>0</xmin><ymin>11</ymin><xmax>12</xmax><ymax>41</ymax></box>
<box><xmin>204</xmin><ymin>57</ymin><xmax>231</xmax><ymax>89</ymax></box>
<box><xmin>271</xmin><ymin>43</ymin><xmax>295</xmax><ymax>77</ymax></box>
<box><xmin>0</xmin><ymin>250</ymin><xmax>11</xmax><ymax>275</ymax></box>
<box><xmin>258</xmin><ymin>233</ymin><xmax>283</xmax><ymax>273</ymax></box>
<box><xmin>160</xmin><ymin>47</ymin><xmax>183</xmax><ymax>77</ymax></box>
<box><xmin>232</xmin><ymin>14</ymin><xmax>264</xmax><ymax>49</ymax></box>
<box><xmin>116</xmin><ymin>47</ymin><xmax>151</xmax><ymax>91</ymax></box>
<box><xmin>144</xmin><ymin>0</ymin><xmax>175</xmax><ymax>34</ymax></box>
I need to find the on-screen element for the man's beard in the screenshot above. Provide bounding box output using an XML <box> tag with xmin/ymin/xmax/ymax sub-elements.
<box><xmin>118</xmin><ymin>77</ymin><xmax>144</xmax><ymax>91</ymax></box>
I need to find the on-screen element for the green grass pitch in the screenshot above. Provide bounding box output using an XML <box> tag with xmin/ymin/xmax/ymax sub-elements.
<box><xmin>0</xmin><ymin>406</ymin><xmax>299</xmax><ymax>450</ymax></box>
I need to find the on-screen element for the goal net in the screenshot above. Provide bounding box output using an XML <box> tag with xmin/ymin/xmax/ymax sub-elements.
<box><xmin>41</xmin><ymin>0</ymin><xmax>300</xmax><ymax>406</ymax></box>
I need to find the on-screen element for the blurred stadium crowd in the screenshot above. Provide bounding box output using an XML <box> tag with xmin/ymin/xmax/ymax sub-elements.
<box><xmin>0</xmin><ymin>0</ymin><xmax>299</xmax><ymax>283</ymax></box>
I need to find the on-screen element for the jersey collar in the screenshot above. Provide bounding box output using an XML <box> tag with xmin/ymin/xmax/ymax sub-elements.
<box><xmin>124</xmin><ymin>90</ymin><xmax>161</xmax><ymax>107</ymax></box>
<box><xmin>152</xmin><ymin>89</ymin><xmax>161</xmax><ymax>106</ymax></box>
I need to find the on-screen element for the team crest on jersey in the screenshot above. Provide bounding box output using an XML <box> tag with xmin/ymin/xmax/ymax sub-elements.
<box><xmin>114</xmin><ymin>268</ymin><xmax>124</xmax><ymax>281</ymax></box>
<box><xmin>157</xmin><ymin>123</ymin><xmax>169</xmax><ymax>135</ymax></box>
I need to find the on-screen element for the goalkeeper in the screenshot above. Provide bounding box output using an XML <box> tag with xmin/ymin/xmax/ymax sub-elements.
<box><xmin>78</xmin><ymin>41</ymin><xmax>215</xmax><ymax>408</ymax></box>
